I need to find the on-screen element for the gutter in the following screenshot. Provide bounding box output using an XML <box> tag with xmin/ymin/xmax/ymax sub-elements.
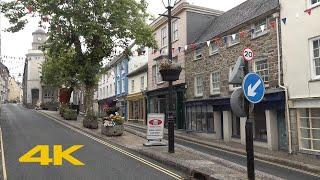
<box><xmin>275</xmin><ymin>16</ymin><xmax>292</xmax><ymax>154</ymax></box>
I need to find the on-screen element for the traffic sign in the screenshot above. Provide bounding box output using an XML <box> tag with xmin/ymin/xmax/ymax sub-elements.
<box><xmin>242</xmin><ymin>73</ymin><xmax>265</xmax><ymax>104</ymax></box>
<box><xmin>243</xmin><ymin>48</ymin><xmax>254</xmax><ymax>61</ymax></box>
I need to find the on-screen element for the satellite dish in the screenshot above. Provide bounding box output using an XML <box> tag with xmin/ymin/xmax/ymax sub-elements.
<box><xmin>229</xmin><ymin>56</ymin><xmax>244</xmax><ymax>84</ymax></box>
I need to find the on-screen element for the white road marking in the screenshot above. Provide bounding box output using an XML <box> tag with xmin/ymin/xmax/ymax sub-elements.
<box><xmin>39</xmin><ymin>111</ymin><xmax>183</xmax><ymax>180</ymax></box>
<box><xmin>0</xmin><ymin>124</ymin><xmax>8</xmax><ymax>180</ymax></box>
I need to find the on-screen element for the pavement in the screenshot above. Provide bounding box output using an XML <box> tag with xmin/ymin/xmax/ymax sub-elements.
<box><xmin>36</xmin><ymin>109</ymin><xmax>284</xmax><ymax>179</ymax></box>
<box><xmin>0</xmin><ymin>104</ymin><xmax>185</xmax><ymax>180</ymax></box>
<box><xmin>124</xmin><ymin>122</ymin><xmax>320</xmax><ymax>179</ymax></box>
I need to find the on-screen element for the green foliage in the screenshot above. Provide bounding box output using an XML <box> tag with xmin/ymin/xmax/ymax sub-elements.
<box><xmin>111</xmin><ymin>115</ymin><xmax>125</xmax><ymax>125</ymax></box>
<box><xmin>1</xmin><ymin>0</ymin><xmax>157</xmax><ymax>115</ymax></box>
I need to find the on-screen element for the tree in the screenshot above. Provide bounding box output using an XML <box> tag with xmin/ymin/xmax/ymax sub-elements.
<box><xmin>1</xmin><ymin>0</ymin><xmax>156</xmax><ymax>127</ymax></box>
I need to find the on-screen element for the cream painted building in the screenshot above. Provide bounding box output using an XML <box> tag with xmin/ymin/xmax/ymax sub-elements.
<box><xmin>8</xmin><ymin>77</ymin><xmax>22</xmax><ymax>102</ymax></box>
<box><xmin>127</xmin><ymin>46</ymin><xmax>148</xmax><ymax>124</ymax></box>
<box><xmin>280</xmin><ymin>0</ymin><xmax>320</xmax><ymax>154</ymax></box>
<box><xmin>23</xmin><ymin>28</ymin><xmax>58</xmax><ymax>109</ymax></box>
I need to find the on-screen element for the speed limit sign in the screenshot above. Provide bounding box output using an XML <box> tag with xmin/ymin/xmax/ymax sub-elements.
<box><xmin>243</xmin><ymin>48</ymin><xmax>254</xmax><ymax>61</ymax></box>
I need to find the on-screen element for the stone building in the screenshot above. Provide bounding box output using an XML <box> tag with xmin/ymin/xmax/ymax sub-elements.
<box><xmin>0</xmin><ymin>63</ymin><xmax>9</xmax><ymax>102</ymax></box>
<box><xmin>184</xmin><ymin>0</ymin><xmax>286</xmax><ymax>151</ymax></box>
<box><xmin>23</xmin><ymin>28</ymin><xmax>58</xmax><ymax>109</ymax></box>
<box><xmin>280</xmin><ymin>0</ymin><xmax>320</xmax><ymax>154</ymax></box>
<box><xmin>8</xmin><ymin>77</ymin><xmax>22</xmax><ymax>102</ymax></box>
<box><xmin>147</xmin><ymin>0</ymin><xmax>223</xmax><ymax>129</ymax></box>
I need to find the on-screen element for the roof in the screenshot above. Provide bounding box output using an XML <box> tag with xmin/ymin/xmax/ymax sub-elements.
<box><xmin>196</xmin><ymin>0</ymin><xmax>279</xmax><ymax>43</ymax></box>
<box><xmin>127</xmin><ymin>63</ymin><xmax>148</xmax><ymax>77</ymax></box>
<box><xmin>32</xmin><ymin>28</ymin><xmax>46</xmax><ymax>35</ymax></box>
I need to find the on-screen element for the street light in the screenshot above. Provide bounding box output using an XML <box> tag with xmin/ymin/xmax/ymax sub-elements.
<box><xmin>160</xmin><ymin>0</ymin><xmax>179</xmax><ymax>154</ymax></box>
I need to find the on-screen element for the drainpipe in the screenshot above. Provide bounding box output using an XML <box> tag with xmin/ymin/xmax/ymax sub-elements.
<box><xmin>276</xmin><ymin>16</ymin><xmax>292</xmax><ymax>154</ymax></box>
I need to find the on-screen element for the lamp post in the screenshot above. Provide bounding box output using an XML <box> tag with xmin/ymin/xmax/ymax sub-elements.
<box><xmin>160</xmin><ymin>0</ymin><xmax>179</xmax><ymax>153</ymax></box>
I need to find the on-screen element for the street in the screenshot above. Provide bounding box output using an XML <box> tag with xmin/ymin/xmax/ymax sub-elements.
<box><xmin>0</xmin><ymin>104</ymin><xmax>184</xmax><ymax>180</ymax></box>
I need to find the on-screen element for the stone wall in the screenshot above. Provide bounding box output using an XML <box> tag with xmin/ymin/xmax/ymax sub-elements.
<box><xmin>185</xmin><ymin>15</ymin><xmax>280</xmax><ymax>101</ymax></box>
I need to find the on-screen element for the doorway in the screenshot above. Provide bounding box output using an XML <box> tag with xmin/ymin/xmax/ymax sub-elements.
<box><xmin>277</xmin><ymin>110</ymin><xmax>288</xmax><ymax>150</ymax></box>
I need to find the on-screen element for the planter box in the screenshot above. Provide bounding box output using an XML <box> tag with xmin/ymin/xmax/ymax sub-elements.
<box><xmin>101</xmin><ymin>124</ymin><xmax>124</xmax><ymax>136</ymax></box>
<box><xmin>63</xmin><ymin>109</ymin><xmax>78</xmax><ymax>120</ymax></box>
<box><xmin>159</xmin><ymin>68</ymin><xmax>182</xmax><ymax>82</ymax></box>
<box><xmin>83</xmin><ymin>119</ymin><xmax>98</xmax><ymax>129</ymax></box>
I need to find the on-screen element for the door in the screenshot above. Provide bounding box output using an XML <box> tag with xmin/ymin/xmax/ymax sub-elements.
<box><xmin>277</xmin><ymin>111</ymin><xmax>288</xmax><ymax>150</ymax></box>
<box><xmin>31</xmin><ymin>89</ymin><xmax>39</xmax><ymax>106</ymax></box>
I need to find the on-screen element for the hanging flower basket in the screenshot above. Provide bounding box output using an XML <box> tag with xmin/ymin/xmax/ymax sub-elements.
<box><xmin>159</xmin><ymin>68</ymin><xmax>182</xmax><ymax>82</ymax></box>
<box><xmin>159</xmin><ymin>60</ymin><xmax>182</xmax><ymax>82</ymax></box>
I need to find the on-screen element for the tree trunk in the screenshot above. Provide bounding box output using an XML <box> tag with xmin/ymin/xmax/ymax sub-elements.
<box><xmin>83</xmin><ymin>85</ymin><xmax>98</xmax><ymax>129</ymax></box>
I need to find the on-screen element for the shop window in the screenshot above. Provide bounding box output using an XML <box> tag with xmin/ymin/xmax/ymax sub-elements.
<box><xmin>186</xmin><ymin>105</ymin><xmax>214</xmax><ymax>133</ymax></box>
<box><xmin>299</xmin><ymin>108</ymin><xmax>320</xmax><ymax>152</ymax></box>
<box><xmin>232</xmin><ymin>114</ymin><xmax>241</xmax><ymax>138</ymax></box>
<box><xmin>253</xmin><ymin>109</ymin><xmax>267</xmax><ymax>142</ymax></box>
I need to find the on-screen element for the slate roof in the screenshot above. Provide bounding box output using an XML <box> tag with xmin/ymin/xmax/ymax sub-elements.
<box><xmin>196</xmin><ymin>0</ymin><xmax>279</xmax><ymax>43</ymax></box>
<box><xmin>127</xmin><ymin>63</ymin><xmax>148</xmax><ymax>77</ymax></box>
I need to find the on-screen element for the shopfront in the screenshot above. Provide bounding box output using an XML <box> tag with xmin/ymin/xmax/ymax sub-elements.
<box><xmin>127</xmin><ymin>92</ymin><xmax>147</xmax><ymax>125</ymax></box>
<box><xmin>146</xmin><ymin>84</ymin><xmax>185</xmax><ymax>129</ymax></box>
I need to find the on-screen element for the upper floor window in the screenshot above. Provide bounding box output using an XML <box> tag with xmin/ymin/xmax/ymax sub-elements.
<box><xmin>210</xmin><ymin>43</ymin><xmax>219</xmax><ymax>55</ymax></box>
<box><xmin>194</xmin><ymin>74</ymin><xmax>204</xmax><ymax>97</ymax></box>
<box><xmin>210</xmin><ymin>71</ymin><xmax>220</xmax><ymax>95</ymax></box>
<box><xmin>117</xmin><ymin>80</ymin><xmax>120</xmax><ymax>93</ymax></box>
<box><xmin>194</xmin><ymin>48</ymin><xmax>202</xmax><ymax>60</ymax></box>
<box><xmin>161</xmin><ymin>26</ymin><xmax>168</xmax><ymax>48</ymax></box>
<box><xmin>140</xmin><ymin>76</ymin><xmax>145</xmax><ymax>90</ymax></box>
<box><xmin>252</xmin><ymin>19</ymin><xmax>268</xmax><ymax>39</ymax></box>
<box><xmin>228</xmin><ymin>33</ymin><xmax>240</xmax><ymax>47</ymax></box>
<box><xmin>131</xmin><ymin>80</ymin><xmax>135</xmax><ymax>93</ymax></box>
<box><xmin>121</xmin><ymin>78</ymin><xmax>125</xmax><ymax>93</ymax></box>
<box><xmin>152</xmin><ymin>65</ymin><xmax>157</xmax><ymax>86</ymax></box>
<box><xmin>255</xmin><ymin>59</ymin><xmax>269</xmax><ymax>84</ymax></box>
<box><xmin>172</xmin><ymin>20</ymin><xmax>178</xmax><ymax>41</ymax></box>
<box><xmin>310</xmin><ymin>0</ymin><xmax>320</xmax><ymax>7</ymax></box>
<box><xmin>311</xmin><ymin>37</ymin><xmax>320</xmax><ymax>78</ymax></box>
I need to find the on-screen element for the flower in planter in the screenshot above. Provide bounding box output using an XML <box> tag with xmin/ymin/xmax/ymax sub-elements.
<box><xmin>159</xmin><ymin>59</ymin><xmax>181</xmax><ymax>71</ymax></box>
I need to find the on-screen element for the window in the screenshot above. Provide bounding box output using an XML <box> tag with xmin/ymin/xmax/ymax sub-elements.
<box><xmin>140</xmin><ymin>76</ymin><xmax>145</xmax><ymax>90</ymax></box>
<box><xmin>152</xmin><ymin>65</ymin><xmax>157</xmax><ymax>85</ymax></box>
<box><xmin>254</xmin><ymin>109</ymin><xmax>267</xmax><ymax>142</ymax></box>
<box><xmin>310</xmin><ymin>0</ymin><xmax>320</xmax><ymax>7</ymax></box>
<box><xmin>102</xmin><ymin>87</ymin><xmax>105</xmax><ymax>98</ymax></box>
<box><xmin>161</xmin><ymin>26</ymin><xmax>168</xmax><ymax>48</ymax></box>
<box><xmin>210</xmin><ymin>43</ymin><xmax>219</xmax><ymax>55</ymax></box>
<box><xmin>110</xmin><ymin>84</ymin><xmax>112</xmax><ymax>95</ymax></box>
<box><xmin>156</xmin><ymin>65</ymin><xmax>163</xmax><ymax>83</ymax></box>
<box><xmin>194</xmin><ymin>74</ymin><xmax>204</xmax><ymax>97</ymax></box>
<box><xmin>299</xmin><ymin>108</ymin><xmax>320</xmax><ymax>152</ymax></box>
<box><xmin>228</xmin><ymin>33</ymin><xmax>240</xmax><ymax>47</ymax></box>
<box><xmin>210</xmin><ymin>71</ymin><xmax>220</xmax><ymax>95</ymax></box>
<box><xmin>186</xmin><ymin>105</ymin><xmax>214</xmax><ymax>133</ymax></box>
<box><xmin>106</xmin><ymin>86</ymin><xmax>109</xmax><ymax>97</ymax></box>
<box><xmin>232</xmin><ymin>114</ymin><xmax>241</xmax><ymax>138</ymax></box>
<box><xmin>121</xmin><ymin>78</ymin><xmax>125</xmax><ymax>93</ymax></box>
<box><xmin>117</xmin><ymin>80</ymin><xmax>120</xmax><ymax>94</ymax></box>
<box><xmin>255</xmin><ymin>59</ymin><xmax>269</xmax><ymax>84</ymax></box>
<box><xmin>194</xmin><ymin>48</ymin><xmax>202</xmax><ymax>60</ymax></box>
<box><xmin>99</xmin><ymin>88</ymin><xmax>102</xmax><ymax>98</ymax></box>
<box><xmin>117</xmin><ymin>65</ymin><xmax>120</xmax><ymax>76</ymax></box>
<box><xmin>251</xmin><ymin>19</ymin><xmax>268</xmax><ymax>39</ymax></box>
<box><xmin>172</xmin><ymin>20</ymin><xmax>178</xmax><ymax>41</ymax></box>
<box><xmin>131</xmin><ymin>80</ymin><xmax>135</xmax><ymax>93</ymax></box>
<box><xmin>103</xmin><ymin>75</ymin><xmax>106</xmax><ymax>84</ymax></box>
<box><xmin>311</xmin><ymin>37</ymin><xmax>320</xmax><ymax>78</ymax></box>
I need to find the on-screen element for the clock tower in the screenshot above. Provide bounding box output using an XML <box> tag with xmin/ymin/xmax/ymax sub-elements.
<box><xmin>31</xmin><ymin>28</ymin><xmax>47</xmax><ymax>50</ymax></box>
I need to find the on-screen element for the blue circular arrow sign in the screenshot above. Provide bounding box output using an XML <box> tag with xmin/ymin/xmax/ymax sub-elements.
<box><xmin>242</xmin><ymin>73</ymin><xmax>265</xmax><ymax>104</ymax></box>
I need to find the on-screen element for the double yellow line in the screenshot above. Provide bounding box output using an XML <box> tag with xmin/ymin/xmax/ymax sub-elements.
<box><xmin>40</xmin><ymin>112</ymin><xmax>183</xmax><ymax>180</ymax></box>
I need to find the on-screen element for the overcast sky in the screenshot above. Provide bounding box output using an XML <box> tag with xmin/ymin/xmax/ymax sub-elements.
<box><xmin>0</xmin><ymin>0</ymin><xmax>246</xmax><ymax>82</ymax></box>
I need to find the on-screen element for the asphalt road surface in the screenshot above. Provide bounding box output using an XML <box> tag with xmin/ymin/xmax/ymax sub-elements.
<box><xmin>0</xmin><ymin>104</ymin><xmax>184</xmax><ymax>180</ymax></box>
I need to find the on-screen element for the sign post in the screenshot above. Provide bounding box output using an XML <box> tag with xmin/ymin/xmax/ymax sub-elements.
<box><xmin>144</xmin><ymin>113</ymin><xmax>167</xmax><ymax>146</ymax></box>
<box><xmin>229</xmin><ymin>48</ymin><xmax>265</xmax><ymax>180</ymax></box>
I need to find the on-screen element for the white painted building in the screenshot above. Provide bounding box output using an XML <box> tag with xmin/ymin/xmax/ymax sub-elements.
<box><xmin>280</xmin><ymin>0</ymin><xmax>320</xmax><ymax>154</ymax></box>
<box><xmin>127</xmin><ymin>46</ymin><xmax>148</xmax><ymax>124</ymax></box>
<box><xmin>23</xmin><ymin>29</ymin><xmax>58</xmax><ymax>108</ymax></box>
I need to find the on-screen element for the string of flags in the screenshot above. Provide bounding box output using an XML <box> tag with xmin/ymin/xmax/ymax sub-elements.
<box><xmin>151</xmin><ymin>19</ymin><xmax>277</xmax><ymax>55</ymax></box>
